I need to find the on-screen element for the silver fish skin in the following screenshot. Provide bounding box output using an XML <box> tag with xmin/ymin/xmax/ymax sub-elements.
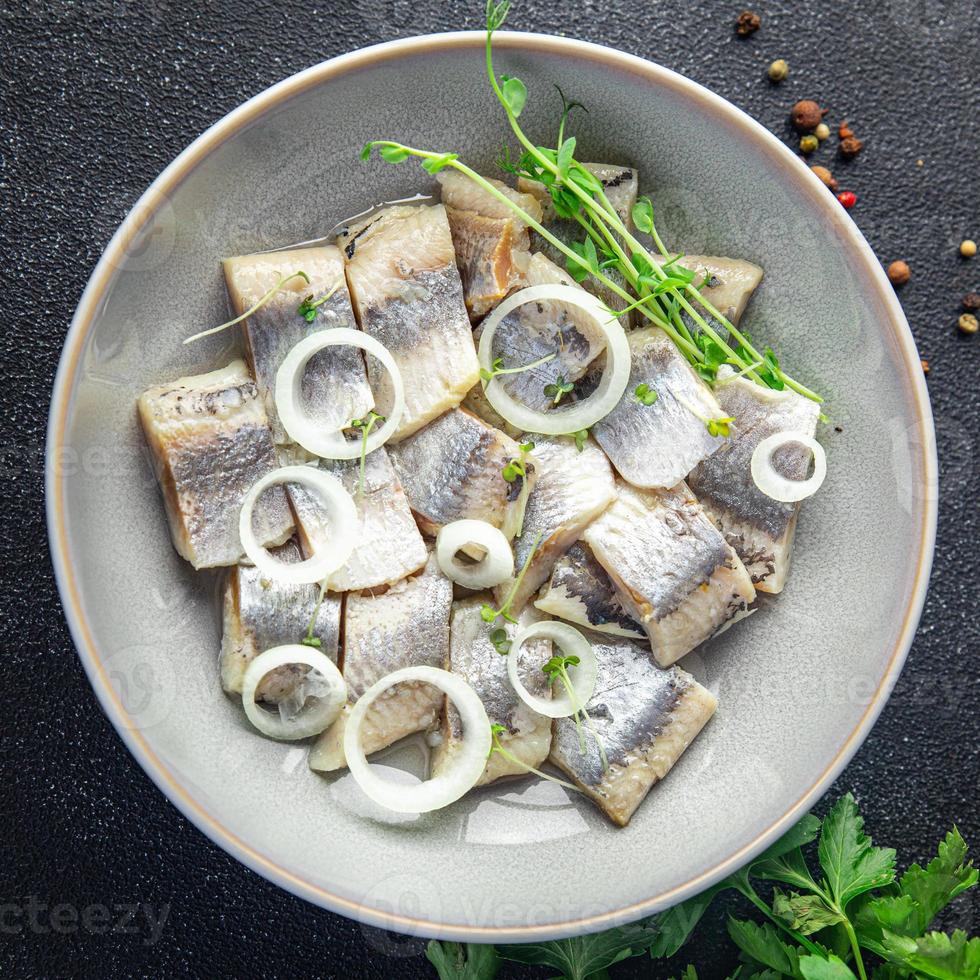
<box><xmin>437</xmin><ymin>170</ymin><xmax>541</xmax><ymax>318</ymax></box>
<box><xmin>476</xmin><ymin>253</ymin><xmax>610</xmax><ymax>414</ymax></box>
<box><xmin>387</xmin><ymin>408</ymin><xmax>534</xmax><ymax>540</ymax></box>
<box><xmin>340</xmin><ymin>204</ymin><xmax>480</xmax><ymax>440</ymax></box>
<box><xmin>687</xmin><ymin>368</ymin><xmax>820</xmax><ymax>593</ymax></box>
<box><xmin>548</xmin><ymin>630</ymin><xmax>717</xmax><ymax>826</ymax></box>
<box><xmin>493</xmin><ymin>434</ymin><xmax>616</xmax><ymax>613</ymax></box>
<box><xmin>534</xmin><ymin>541</ymin><xmax>645</xmax><ymax>639</ymax></box>
<box><xmin>137</xmin><ymin>359</ymin><xmax>293</xmax><ymax>569</ymax></box>
<box><xmin>589</xmin><ymin>326</ymin><xmax>726</xmax><ymax>489</ymax></box>
<box><xmin>223</xmin><ymin>246</ymin><xmax>374</xmax><ymax>444</ymax></box>
<box><xmin>654</xmin><ymin>254</ymin><xmax>763</xmax><ymax>327</ymax></box>
<box><xmin>582</xmin><ymin>481</ymin><xmax>756</xmax><ymax>667</ymax></box>
<box><xmin>432</xmin><ymin>599</ymin><xmax>552</xmax><ymax>786</ymax></box>
<box><xmin>288</xmin><ymin>446</ymin><xmax>427</xmax><ymax>592</ymax></box>
<box><xmin>308</xmin><ymin>551</ymin><xmax>452</xmax><ymax>772</ymax></box>
<box><xmin>220</xmin><ymin>539</ymin><xmax>341</xmax><ymax>701</ymax></box>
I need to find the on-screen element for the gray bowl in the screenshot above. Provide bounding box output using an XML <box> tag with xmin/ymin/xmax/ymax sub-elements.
<box><xmin>46</xmin><ymin>31</ymin><xmax>936</xmax><ymax>942</ymax></box>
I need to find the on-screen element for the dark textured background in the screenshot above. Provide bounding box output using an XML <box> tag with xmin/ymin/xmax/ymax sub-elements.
<box><xmin>2</xmin><ymin>0</ymin><xmax>978</xmax><ymax>977</ymax></box>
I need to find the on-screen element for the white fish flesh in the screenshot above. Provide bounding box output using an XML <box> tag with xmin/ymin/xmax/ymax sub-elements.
<box><xmin>137</xmin><ymin>359</ymin><xmax>293</xmax><ymax>569</ymax></box>
<box><xmin>582</xmin><ymin>481</ymin><xmax>756</xmax><ymax>666</ymax></box>
<box><xmin>437</xmin><ymin>170</ymin><xmax>542</xmax><ymax>318</ymax></box>
<box><xmin>223</xmin><ymin>246</ymin><xmax>374</xmax><ymax>444</ymax></box>
<box><xmin>339</xmin><ymin>204</ymin><xmax>480</xmax><ymax>440</ymax></box>
<box><xmin>687</xmin><ymin>369</ymin><xmax>821</xmax><ymax>593</ymax></box>
<box><xmin>588</xmin><ymin>326</ymin><xmax>726</xmax><ymax>489</ymax></box>
<box><xmin>493</xmin><ymin>433</ymin><xmax>616</xmax><ymax>613</ymax></box>
<box><xmin>387</xmin><ymin>408</ymin><xmax>534</xmax><ymax>540</ymax></box>
<box><xmin>535</xmin><ymin>542</ymin><xmax>645</xmax><ymax>639</ymax></box>
<box><xmin>288</xmin><ymin>446</ymin><xmax>427</xmax><ymax>592</ymax></box>
<box><xmin>548</xmin><ymin>630</ymin><xmax>717</xmax><ymax>826</ymax></box>
<box><xmin>220</xmin><ymin>539</ymin><xmax>341</xmax><ymax>701</ymax></box>
<box><xmin>432</xmin><ymin>599</ymin><xmax>552</xmax><ymax>786</ymax></box>
<box><xmin>655</xmin><ymin>254</ymin><xmax>763</xmax><ymax>326</ymax></box>
<box><xmin>308</xmin><ymin>551</ymin><xmax>453</xmax><ymax>772</ymax></box>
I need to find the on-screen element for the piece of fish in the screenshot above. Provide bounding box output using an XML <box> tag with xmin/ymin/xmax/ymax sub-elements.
<box><xmin>387</xmin><ymin>408</ymin><xmax>534</xmax><ymax>540</ymax></box>
<box><xmin>432</xmin><ymin>599</ymin><xmax>552</xmax><ymax>786</ymax></box>
<box><xmin>339</xmin><ymin>204</ymin><xmax>480</xmax><ymax>440</ymax></box>
<box><xmin>582</xmin><ymin>481</ymin><xmax>756</xmax><ymax>666</ymax></box>
<box><xmin>288</xmin><ymin>446</ymin><xmax>427</xmax><ymax>592</ymax></box>
<box><xmin>588</xmin><ymin>326</ymin><xmax>726</xmax><ymax>489</ymax></box>
<box><xmin>437</xmin><ymin>170</ymin><xmax>542</xmax><ymax>318</ymax></box>
<box><xmin>493</xmin><ymin>433</ymin><xmax>616</xmax><ymax>613</ymax></box>
<box><xmin>223</xmin><ymin>246</ymin><xmax>374</xmax><ymax>444</ymax></box>
<box><xmin>308</xmin><ymin>551</ymin><xmax>453</xmax><ymax>772</ymax></box>
<box><xmin>475</xmin><ymin>252</ymin><xmax>610</xmax><ymax>415</ymax></box>
<box><xmin>548</xmin><ymin>630</ymin><xmax>717</xmax><ymax>826</ymax></box>
<box><xmin>654</xmin><ymin>254</ymin><xmax>763</xmax><ymax>327</ymax></box>
<box><xmin>137</xmin><ymin>359</ymin><xmax>293</xmax><ymax>569</ymax></box>
<box><xmin>220</xmin><ymin>539</ymin><xmax>341</xmax><ymax>701</ymax></box>
<box><xmin>687</xmin><ymin>368</ymin><xmax>821</xmax><ymax>593</ymax></box>
<box><xmin>535</xmin><ymin>542</ymin><xmax>645</xmax><ymax>639</ymax></box>
<box><xmin>460</xmin><ymin>380</ymin><xmax>522</xmax><ymax>439</ymax></box>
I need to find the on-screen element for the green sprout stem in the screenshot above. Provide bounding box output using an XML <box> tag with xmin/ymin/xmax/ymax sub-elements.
<box><xmin>302</xmin><ymin>579</ymin><xmax>329</xmax><ymax>647</ymax></box>
<box><xmin>489</xmin><ymin>725</ymin><xmax>581</xmax><ymax>793</ymax></box>
<box><xmin>481</xmin><ymin>351</ymin><xmax>557</xmax><ymax>383</ymax></box>
<box><xmin>554</xmin><ymin>665</ymin><xmax>609</xmax><ymax>772</ymax></box>
<box><xmin>481</xmin><ymin>531</ymin><xmax>543</xmax><ymax>625</ymax></box>
<box><xmin>350</xmin><ymin>411</ymin><xmax>385</xmax><ymax>497</ymax></box>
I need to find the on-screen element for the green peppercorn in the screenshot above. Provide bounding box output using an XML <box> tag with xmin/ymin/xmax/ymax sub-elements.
<box><xmin>799</xmin><ymin>135</ymin><xmax>819</xmax><ymax>155</ymax></box>
<box><xmin>767</xmin><ymin>59</ymin><xmax>789</xmax><ymax>82</ymax></box>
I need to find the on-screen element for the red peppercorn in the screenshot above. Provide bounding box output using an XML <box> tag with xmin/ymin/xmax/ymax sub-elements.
<box><xmin>836</xmin><ymin>190</ymin><xmax>857</xmax><ymax>209</ymax></box>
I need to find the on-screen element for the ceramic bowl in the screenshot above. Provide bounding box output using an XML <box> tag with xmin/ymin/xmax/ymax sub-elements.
<box><xmin>47</xmin><ymin>31</ymin><xmax>936</xmax><ymax>941</ymax></box>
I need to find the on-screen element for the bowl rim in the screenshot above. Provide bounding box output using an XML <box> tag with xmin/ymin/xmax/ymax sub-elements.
<box><xmin>46</xmin><ymin>28</ymin><xmax>937</xmax><ymax>942</ymax></box>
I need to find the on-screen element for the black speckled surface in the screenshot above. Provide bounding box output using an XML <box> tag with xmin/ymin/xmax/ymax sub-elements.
<box><xmin>3</xmin><ymin>1</ymin><xmax>979</xmax><ymax>977</ymax></box>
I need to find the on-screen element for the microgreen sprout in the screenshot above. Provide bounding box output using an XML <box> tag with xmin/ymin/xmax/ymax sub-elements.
<box><xmin>489</xmin><ymin>628</ymin><xmax>511</xmax><ymax>656</ymax></box>
<box><xmin>571</xmin><ymin>429</ymin><xmax>589</xmax><ymax>452</ymax></box>
<box><xmin>675</xmin><ymin>394</ymin><xmax>736</xmax><ymax>439</ymax></box>
<box><xmin>501</xmin><ymin>440</ymin><xmax>534</xmax><ymax>536</ymax></box>
<box><xmin>543</xmin><ymin>375</ymin><xmax>575</xmax><ymax>405</ymax></box>
<box><xmin>480</xmin><ymin>531</ymin><xmax>543</xmax><ymax>625</ymax></box>
<box><xmin>301</xmin><ymin>579</ymin><xmax>328</xmax><ymax>648</ymax></box>
<box><xmin>349</xmin><ymin>410</ymin><xmax>386</xmax><ymax>496</ymax></box>
<box><xmin>542</xmin><ymin>653</ymin><xmax>609</xmax><ymax>771</ymax></box>
<box><xmin>296</xmin><ymin>281</ymin><xmax>341</xmax><ymax>322</ymax></box>
<box><xmin>479</xmin><ymin>351</ymin><xmax>557</xmax><ymax>384</ymax></box>
<box><xmin>184</xmin><ymin>270</ymin><xmax>310</xmax><ymax>344</ymax></box>
<box><xmin>634</xmin><ymin>383</ymin><xmax>658</xmax><ymax>406</ymax></box>
<box><xmin>488</xmin><ymin>722</ymin><xmax>581</xmax><ymax>792</ymax></box>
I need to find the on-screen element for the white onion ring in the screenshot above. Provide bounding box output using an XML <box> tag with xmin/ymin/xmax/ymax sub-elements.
<box><xmin>344</xmin><ymin>666</ymin><xmax>491</xmax><ymax>813</ymax></box>
<box><xmin>507</xmin><ymin>621</ymin><xmax>598</xmax><ymax>719</ymax></box>
<box><xmin>241</xmin><ymin>645</ymin><xmax>346</xmax><ymax>740</ymax></box>
<box><xmin>239</xmin><ymin>466</ymin><xmax>357</xmax><ymax>585</ymax></box>
<box><xmin>435</xmin><ymin>519</ymin><xmax>514</xmax><ymax>589</ymax></box>
<box><xmin>751</xmin><ymin>431</ymin><xmax>827</xmax><ymax>503</ymax></box>
<box><xmin>275</xmin><ymin>328</ymin><xmax>405</xmax><ymax>458</ymax></box>
<box><xmin>478</xmin><ymin>284</ymin><xmax>631</xmax><ymax>434</ymax></box>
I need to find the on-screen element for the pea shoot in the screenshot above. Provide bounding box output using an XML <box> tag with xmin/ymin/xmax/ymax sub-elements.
<box><xmin>543</xmin><ymin>375</ymin><xmax>575</xmax><ymax>404</ymax></box>
<box><xmin>349</xmin><ymin>410</ymin><xmax>386</xmax><ymax>496</ymax></box>
<box><xmin>479</xmin><ymin>351</ymin><xmax>556</xmax><ymax>383</ymax></box>
<box><xmin>487</xmin><ymin>722</ymin><xmax>580</xmax><ymax>792</ymax></box>
<box><xmin>480</xmin><ymin>531</ymin><xmax>543</xmax><ymax>625</ymax></box>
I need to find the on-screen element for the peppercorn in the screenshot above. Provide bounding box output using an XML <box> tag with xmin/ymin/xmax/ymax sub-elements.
<box><xmin>837</xmin><ymin>190</ymin><xmax>857</xmax><ymax>209</ymax></box>
<box><xmin>958</xmin><ymin>313</ymin><xmax>979</xmax><ymax>334</ymax></box>
<box><xmin>960</xmin><ymin>239</ymin><xmax>978</xmax><ymax>258</ymax></box>
<box><xmin>767</xmin><ymin>58</ymin><xmax>789</xmax><ymax>82</ymax></box>
<box><xmin>887</xmin><ymin>260</ymin><xmax>910</xmax><ymax>286</ymax></box>
<box><xmin>815</xmin><ymin>122</ymin><xmax>831</xmax><ymax>141</ymax></box>
<box><xmin>840</xmin><ymin>136</ymin><xmax>864</xmax><ymax>158</ymax></box>
<box><xmin>920</xmin><ymin>359</ymin><xmax>930</xmax><ymax>374</ymax></box>
<box><xmin>963</xmin><ymin>292</ymin><xmax>980</xmax><ymax>311</ymax></box>
<box><xmin>810</xmin><ymin>165</ymin><xmax>838</xmax><ymax>191</ymax></box>
<box><xmin>791</xmin><ymin>100</ymin><xmax>825</xmax><ymax>131</ymax></box>
<box><xmin>839</xmin><ymin>121</ymin><xmax>854</xmax><ymax>139</ymax></box>
<box><xmin>736</xmin><ymin>10</ymin><xmax>761</xmax><ymax>35</ymax></box>
<box><xmin>799</xmin><ymin>135</ymin><xmax>819</xmax><ymax>155</ymax></box>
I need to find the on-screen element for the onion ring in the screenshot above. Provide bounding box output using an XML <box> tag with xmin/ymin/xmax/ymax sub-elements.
<box><xmin>435</xmin><ymin>520</ymin><xmax>514</xmax><ymax>589</ymax></box>
<box><xmin>751</xmin><ymin>431</ymin><xmax>827</xmax><ymax>503</ymax></box>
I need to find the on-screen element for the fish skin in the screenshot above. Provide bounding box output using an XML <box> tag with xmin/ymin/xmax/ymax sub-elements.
<box><xmin>655</xmin><ymin>254</ymin><xmax>763</xmax><ymax>327</ymax></box>
<box><xmin>340</xmin><ymin>204</ymin><xmax>480</xmax><ymax>440</ymax></box>
<box><xmin>387</xmin><ymin>408</ymin><xmax>533</xmax><ymax>540</ymax></box>
<box><xmin>493</xmin><ymin>433</ymin><xmax>616</xmax><ymax>613</ymax></box>
<box><xmin>288</xmin><ymin>446</ymin><xmax>427</xmax><ymax>592</ymax></box>
<box><xmin>438</xmin><ymin>170</ymin><xmax>542</xmax><ymax>318</ymax></box>
<box><xmin>137</xmin><ymin>359</ymin><xmax>293</xmax><ymax>569</ymax></box>
<box><xmin>582</xmin><ymin>481</ymin><xmax>756</xmax><ymax>666</ymax></box>
<box><xmin>687</xmin><ymin>369</ymin><xmax>820</xmax><ymax>593</ymax></box>
<box><xmin>220</xmin><ymin>539</ymin><xmax>341</xmax><ymax>701</ymax></box>
<box><xmin>548</xmin><ymin>630</ymin><xmax>717</xmax><ymax>826</ymax></box>
<box><xmin>475</xmin><ymin>253</ymin><xmax>610</xmax><ymax>414</ymax></box>
<box><xmin>432</xmin><ymin>599</ymin><xmax>552</xmax><ymax>786</ymax></box>
<box><xmin>308</xmin><ymin>551</ymin><xmax>452</xmax><ymax>772</ymax></box>
<box><xmin>534</xmin><ymin>541</ymin><xmax>645</xmax><ymax>639</ymax></box>
<box><xmin>589</xmin><ymin>326</ymin><xmax>726</xmax><ymax>489</ymax></box>
<box><xmin>223</xmin><ymin>246</ymin><xmax>374</xmax><ymax>444</ymax></box>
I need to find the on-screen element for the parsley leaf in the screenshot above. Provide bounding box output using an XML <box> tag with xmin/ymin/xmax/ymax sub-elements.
<box><xmin>879</xmin><ymin>930</ymin><xmax>980</xmax><ymax>980</ymax></box>
<box><xmin>726</xmin><ymin>918</ymin><xmax>801</xmax><ymax>976</ymax></box>
<box><xmin>773</xmin><ymin>889</ymin><xmax>844</xmax><ymax>935</ymax></box>
<box><xmin>426</xmin><ymin>940</ymin><xmax>500</xmax><ymax>980</ymax></box>
<box><xmin>798</xmin><ymin>953</ymin><xmax>860</xmax><ymax>979</ymax></box>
